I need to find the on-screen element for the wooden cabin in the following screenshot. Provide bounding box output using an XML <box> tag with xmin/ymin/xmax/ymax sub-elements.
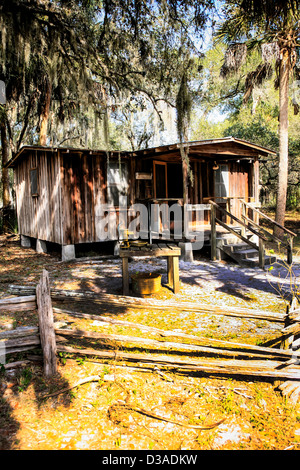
<box><xmin>7</xmin><ymin>137</ymin><xmax>276</xmax><ymax>260</ymax></box>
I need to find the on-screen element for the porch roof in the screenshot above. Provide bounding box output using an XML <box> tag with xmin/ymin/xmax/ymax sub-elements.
<box><xmin>133</xmin><ymin>136</ymin><xmax>277</xmax><ymax>161</ymax></box>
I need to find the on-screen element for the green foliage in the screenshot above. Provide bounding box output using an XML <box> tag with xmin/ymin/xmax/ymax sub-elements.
<box><xmin>17</xmin><ymin>368</ymin><xmax>32</xmax><ymax>392</ymax></box>
<box><xmin>192</xmin><ymin>30</ymin><xmax>300</xmax><ymax>210</ymax></box>
<box><xmin>0</xmin><ymin>0</ymin><xmax>217</xmax><ymax>155</ymax></box>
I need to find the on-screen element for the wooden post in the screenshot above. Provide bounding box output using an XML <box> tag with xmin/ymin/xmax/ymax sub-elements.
<box><xmin>210</xmin><ymin>203</ymin><xmax>217</xmax><ymax>261</ymax></box>
<box><xmin>167</xmin><ymin>256</ymin><xmax>179</xmax><ymax>294</ymax></box>
<box><xmin>274</xmin><ymin>297</ymin><xmax>299</xmax><ymax>391</ymax></box>
<box><xmin>287</xmin><ymin>235</ymin><xmax>293</xmax><ymax>265</ymax></box>
<box><xmin>167</xmin><ymin>257</ymin><xmax>174</xmax><ymax>288</ymax></box>
<box><xmin>258</xmin><ymin>237</ymin><xmax>265</xmax><ymax>269</ymax></box>
<box><xmin>225</xmin><ymin>198</ymin><xmax>230</xmax><ymax>225</ymax></box>
<box><xmin>172</xmin><ymin>256</ymin><xmax>180</xmax><ymax>294</ymax></box>
<box><xmin>281</xmin><ymin>297</ymin><xmax>298</xmax><ymax>350</ymax></box>
<box><xmin>182</xmin><ymin>153</ymin><xmax>188</xmax><ymax>241</ymax></box>
<box><xmin>241</xmin><ymin>201</ymin><xmax>246</xmax><ymax>238</ymax></box>
<box><xmin>122</xmin><ymin>257</ymin><xmax>130</xmax><ymax>295</ymax></box>
<box><xmin>36</xmin><ymin>269</ymin><xmax>57</xmax><ymax>378</ymax></box>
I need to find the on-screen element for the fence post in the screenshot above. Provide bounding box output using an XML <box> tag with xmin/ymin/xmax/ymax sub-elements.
<box><xmin>280</xmin><ymin>297</ymin><xmax>298</xmax><ymax>350</ymax></box>
<box><xmin>287</xmin><ymin>236</ymin><xmax>293</xmax><ymax>265</ymax></box>
<box><xmin>259</xmin><ymin>237</ymin><xmax>265</xmax><ymax>270</ymax></box>
<box><xmin>36</xmin><ymin>269</ymin><xmax>57</xmax><ymax>378</ymax></box>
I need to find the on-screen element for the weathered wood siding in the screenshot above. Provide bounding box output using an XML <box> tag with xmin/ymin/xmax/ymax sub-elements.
<box><xmin>61</xmin><ymin>152</ymin><xmax>105</xmax><ymax>245</ymax></box>
<box><xmin>60</xmin><ymin>152</ymin><xmax>135</xmax><ymax>245</ymax></box>
<box><xmin>15</xmin><ymin>150</ymin><xmax>62</xmax><ymax>244</ymax></box>
<box><xmin>229</xmin><ymin>161</ymin><xmax>250</xmax><ymax>220</ymax></box>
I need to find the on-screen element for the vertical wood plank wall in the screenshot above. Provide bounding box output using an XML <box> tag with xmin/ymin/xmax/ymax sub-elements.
<box><xmin>60</xmin><ymin>152</ymin><xmax>135</xmax><ymax>245</ymax></box>
<box><xmin>61</xmin><ymin>152</ymin><xmax>106</xmax><ymax>245</ymax></box>
<box><xmin>15</xmin><ymin>151</ymin><xmax>62</xmax><ymax>244</ymax></box>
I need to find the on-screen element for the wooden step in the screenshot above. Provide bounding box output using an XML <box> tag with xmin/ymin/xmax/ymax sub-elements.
<box><xmin>224</xmin><ymin>242</ymin><xmax>257</xmax><ymax>252</ymax></box>
<box><xmin>220</xmin><ymin>242</ymin><xmax>277</xmax><ymax>268</ymax></box>
<box><xmin>242</xmin><ymin>255</ymin><xmax>277</xmax><ymax>267</ymax></box>
<box><xmin>222</xmin><ymin>244</ymin><xmax>258</xmax><ymax>257</ymax></box>
<box><xmin>235</xmin><ymin>248</ymin><xmax>260</xmax><ymax>259</ymax></box>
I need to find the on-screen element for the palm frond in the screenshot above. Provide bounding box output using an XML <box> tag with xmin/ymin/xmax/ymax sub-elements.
<box><xmin>243</xmin><ymin>62</ymin><xmax>273</xmax><ymax>103</ymax></box>
<box><xmin>220</xmin><ymin>43</ymin><xmax>247</xmax><ymax>77</ymax></box>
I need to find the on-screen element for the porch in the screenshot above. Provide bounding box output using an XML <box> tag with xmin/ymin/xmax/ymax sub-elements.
<box><xmin>116</xmin><ymin>197</ymin><xmax>296</xmax><ymax>269</ymax></box>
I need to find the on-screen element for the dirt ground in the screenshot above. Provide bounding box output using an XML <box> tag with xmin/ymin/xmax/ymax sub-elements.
<box><xmin>0</xmin><ymin>229</ymin><xmax>300</xmax><ymax>451</ymax></box>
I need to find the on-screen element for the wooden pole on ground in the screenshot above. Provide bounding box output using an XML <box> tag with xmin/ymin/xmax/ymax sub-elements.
<box><xmin>36</xmin><ymin>269</ymin><xmax>57</xmax><ymax>378</ymax></box>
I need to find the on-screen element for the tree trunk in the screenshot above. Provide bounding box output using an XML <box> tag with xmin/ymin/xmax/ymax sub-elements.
<box><xmin>39</xmin><ymin>78</ymin><xmax>52</xmax><ymax>147</ymax></box>
<box><xmin>275</xmin><ymin>48</ymin><xmax>290</xmax><ymax>238</ymax></box>
<box><xmin>1</xmin><ymin>119</ymin><xmax>11</xmax><ymax>232</ymax></box>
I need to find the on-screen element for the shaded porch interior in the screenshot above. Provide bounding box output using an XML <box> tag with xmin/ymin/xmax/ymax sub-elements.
<box><xmin>131</xmin><ymin>139</ymin><xmax>261</xmax><ymax>243</ymax></box>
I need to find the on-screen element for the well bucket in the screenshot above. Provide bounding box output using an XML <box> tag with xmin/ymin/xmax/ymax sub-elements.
<box><xmin>132</xmin><ymin>272</ymin><xmax>162</xmax><ymax>296</ymax></box>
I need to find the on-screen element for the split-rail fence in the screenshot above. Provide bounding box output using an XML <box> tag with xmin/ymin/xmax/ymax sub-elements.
<box><xmin>1</xmin><ymin>270</ymin><xmax>300</xmax><ymax>402</ymax></box>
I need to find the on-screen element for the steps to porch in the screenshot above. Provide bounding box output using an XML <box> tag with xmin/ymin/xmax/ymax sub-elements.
<box><xmin>219</xmin><ymin>239</ymin><xmax>277</xmax><ymax>268</ymax></box>
<box><xmin>209</xmin><ymin>199</ymin><xmax>296</xmax><ymax>269</ymax></box>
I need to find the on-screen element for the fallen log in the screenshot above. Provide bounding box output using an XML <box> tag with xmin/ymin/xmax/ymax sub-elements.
<box><xmin>56</xmin><ymin>345</ymin><xmax>300</xmax><ymax>381</ymax></box>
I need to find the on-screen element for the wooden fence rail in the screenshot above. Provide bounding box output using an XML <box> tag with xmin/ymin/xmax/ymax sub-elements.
<box><xmin>0</xmin><ymin>295</ymin><xmax>36</xmax><ymax>312</ymax></box>
<box><xmin>6</xmin><ymin>284</ymin><xmax>287</xmax><ymax>323</ymax></box>
<box><xmin>1</xmin><ymin>272</ymin><xmax>300</xmax><ymax>398</ymax></box>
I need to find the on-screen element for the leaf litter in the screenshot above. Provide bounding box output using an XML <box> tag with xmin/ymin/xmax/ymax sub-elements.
<box><xmin>0</xmin><ymin>235</ymin><xmax>300</xmax><ymax>450</ymax></box>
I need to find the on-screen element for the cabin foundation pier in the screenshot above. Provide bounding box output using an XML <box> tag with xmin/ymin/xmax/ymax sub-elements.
<box><xmin>113</xmin><ymin>241</ymin><xmax>120</xmax><ymax>256</ymax></box>
<box><xmin>36</xmin><ymin>239</ymin><xmax>47</xmax><ymax>254</ymax></box>
<box><xmin>178</xmin><ymin>242</ymin><xmax>194</xmax><ymax>263</ymax></box>
<box><xmin>20</xmin><ymin>235</ymin><xmax>31</xmax><ymax>248</ymax></box>
<box><xmin>61</xmin><ymin>244</ymin><xmax>76</xmax><ymax>262</ymax></box>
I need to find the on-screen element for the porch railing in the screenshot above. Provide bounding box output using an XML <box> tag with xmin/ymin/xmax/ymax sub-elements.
<box><xmin>210</xmin><ymin>199</ymin><xmax>297</xmax><ymax>268</ymax></box>
<box><xmin>240</xmin><ymin>200</ymin><xmax>296</xmax><ymax>265</ymax></box>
